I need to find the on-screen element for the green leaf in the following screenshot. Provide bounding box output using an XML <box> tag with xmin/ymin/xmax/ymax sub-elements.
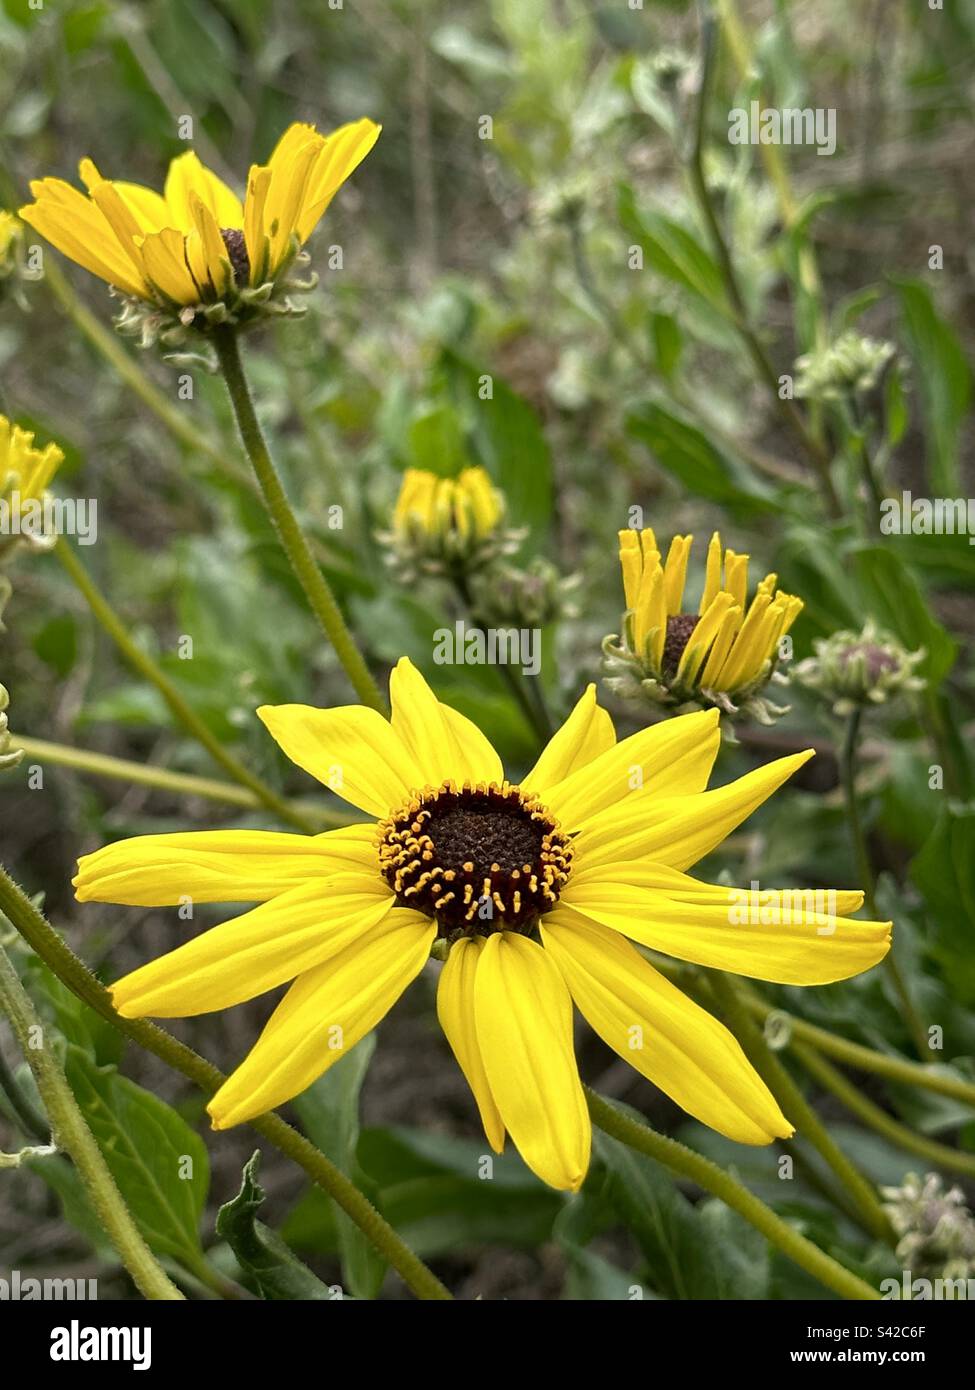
<box><xmin>291</xmin><ymin>1035</ymin><xmax>386</xmax><ymax>1299</ymax></box>
<box><xmin>216</xmin><ymin>1152</ymin><xmax>340</xmax><ymax>1300</ymax></box>
<box><xmin>626</xmin><ymin>401</ymin><xmax>776</xmax><ymax>515</ymax></box>
<box><xmin>441</xmin><ymin>350</ymin><xmax>554</xmax><ymax>536</ymax></box>
<box><xmin>62</xmin><ymin>1045</ymin><xmax>209</xmax><ymax>1266</ymax></box>
<box><xmin>893</xmin><ymin>278</ymin><xmax>972</xmax><ymax>495</ymax></box>
<box><xmin>593</xmin><ymin>1123</ymin><xmax>770</xmax><ymax>1299</ymax></box>
<box><xmin>618</xmin><ymin>185</ymin><xmax>728</xmax><ymax>313</ymax></box>
<box><xmin>912</xmin><ymin>808</ymin><xmax>975</xmax><ymax>1004</ymax></box>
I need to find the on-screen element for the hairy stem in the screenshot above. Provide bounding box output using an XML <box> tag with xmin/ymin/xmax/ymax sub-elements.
<box><xmin>212</xmin><ymin>327</ymin><xmax>386</xmax><ymax>714</ymax></box>
<box><xmin>586</xmin><ymin>1088</ymin><xmax>880</xmax><ymax>1301</ymax></box>
<box><xmin>0</xmin><ymin>863</ymin><xmax>451</xmax><ymax>1302</ymax></box>
<box><xmin>0</xmin><ymin>942</ymin><xmax>183</xmax><ymax>1300</ymax></box>
<box><xmin>708</xmin><ymin>972</ymin><xmax>893</xmax><ymax>1243</ymax></box>
<box><xmin>55</xmin><ymin>541</ymin><xmax>314</xmax><ymax>833</ymax></box>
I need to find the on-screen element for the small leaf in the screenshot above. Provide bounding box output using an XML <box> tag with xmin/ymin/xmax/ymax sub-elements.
<box><xmin>216</xmin><ymin>1152</ymin><xmax>341</xmax><ymax>1301</ymax></box>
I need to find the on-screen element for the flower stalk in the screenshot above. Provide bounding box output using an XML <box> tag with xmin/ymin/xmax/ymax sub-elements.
<box><xmin>839</xmin><ymin>706</ymin><xmax>929</xmax><ymax>1057</ymax></box>
<box><xmin>0</xmin><ymin>940</ymin><xmax>184</xmax><ymax>1300</ymax></box>
<box><xmin>707</xmin><ymin>971</ymin><xmax>894</xmax><ymax>1243</ymax></box>
<box><xmin>0</xmin><ymin>861</ymin><xmax>450</xmax><ymax>1302</ymax></box>
<box><xmin>55</xmin><ymin>540</ymin><xmax>315</xmax><ymax>833</ymax></box>
<box><xmin>212</xmin><ymin>326</ymin><xmax>386</xmax><ymax>715</ymax></box>
<box><xmin>586</xmin><ymin>1088</ymin><xmax>881</xmax><ymax>1301</ymax></box>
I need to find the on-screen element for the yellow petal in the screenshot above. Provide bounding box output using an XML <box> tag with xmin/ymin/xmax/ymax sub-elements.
<box><xmin>543</xmin><ymin>708</ymin><xmax>721</xmax><ymax>832</ymax></box>
<box><xmin>264</xmin><ymin>135</ymin><xmax>321</xmax><ymax>273</ymax></box>
<box><xmin>188</xmin><ymin>191</ymin><xmax>231</xmax><ymax>296</ymax></box>
<box><xmin>139</xmin><ymin>226</ymin><xmax>200</xmax><ymax>304</ymax></box>
<box><xmin>569</xmin><ymin>858</ymin><xmax>866</xmax><ymax>919</ymax></box>
<box><xmin>389</xmin><ymin>657</ymin><xmax>503</xmax><ymax>787</ymax></box>
<box><xmin>437</xmin><ymin>937</ymin><xmax>505</xmax><ymax>1152</ymax></box>
<box><xmin>541</xmin><ymin>907</ymin><xmax>792</xmax><ymax>1144</ymax></box>
<box><xmin>208</xmin><ymin>908</ymin><xmax>434</xmax><ymax>1128</ymax></box>
<box><xmin>662</xmin><ymin>534</ymin><xmax>692</xmax><ymax>615</ymax></box>
<box><xmin>576</xmin><ymin>750</ymin><xmax>814</xmax><ymax>870</ymax></box>
<box><xmin>163</xmin><ymin>150</ymin><xmax>243</xmax><ymax>232</ymax></box>
<box><xmin>474</xmin><ymin>932</ymin><xmax>590</xmax><ymax>1191</ymax></box>
<box><xmin>243</xmin><ymin>163</ymin><xmax>272</xmax><ymax>284</ymax></box>
<box><xmin>19</xmin><ymin>181</ymin><xmax>149</xmax><ymax>298</ymax></box>
<box><xmin>297</xmin><ymin>117</ymin><xmax>382</xmax><ymax>242</ymax></box>
<box><xmin>257</xmin><ymin>703</ymin><xmax>421</xmax><ymax>817</ymax></box>
<box><xmin>74</xmin><ymin>823</ymin><xmax>377</xmax><ymax>906</ymax></box>
<box><xmin>521</xmin><ymin>684</ymin><xmax>615</xmax><ymax>796</ymax></box>
<box><xmin>111</xmin><ymin>874</ymin><xmax>394</xmax><ymax>1019</ymax></box>
<box><xmin>561</xmin><ymin>876</ymin><xmax>891</xmax><ymax>985</ymax></box>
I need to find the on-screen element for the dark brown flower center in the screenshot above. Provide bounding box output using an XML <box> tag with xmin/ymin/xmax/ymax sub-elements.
<box><xmin>378</xmin><ymin>782</ymin><xmax>573</xmax><ymax>935</ymax></box>
<box><xmin>662</xmin><ymin>612</ymin><xmax>700</xmax><ymax>677</ymax></box>
<box><xmin>220</xmin><ymin>228</ymin><xmax>250</xmax><ymax>286</ymax></box>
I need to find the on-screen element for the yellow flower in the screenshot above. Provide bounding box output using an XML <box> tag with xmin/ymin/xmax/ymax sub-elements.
<box><xmin>388</xmin><ymin>467</ymin><xmax>505</xmax><ymax>575</ymax></box>
<box><xmin>19</xmin><ymin>119</ymin><xmax>380</xmax><ymax>317</ymax></box>
<box><xmin>75</xmin><ymin>658</ymin><xmax>890</xmax><ymax>1191</ymax></box>
<box><xmin>395</xmin><ymin>467</ymin><xmax>502</xmax><ymax>547</ymax></box>
<box><xmin>0</xmin><ymin>415</ymin><xmax>65</xmax><ymax>558</ymax></box>
<box><xmin>609</xmin><ymin>528</ymin><xmax>803</xmax><ymax>721</ymax></box>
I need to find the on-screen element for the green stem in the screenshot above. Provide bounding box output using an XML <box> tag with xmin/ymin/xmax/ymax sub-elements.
<box><xmin>0</xmin><ymin>942</ymin><xmax>183</xmax><ymax>1300</ymax></box>
<box><xmin>451</xmin><ymin>573</ymin><xmax>550</xmax><ymax>745</ymax></box>
<box><xmin>0</xmin><ymin>1034</ymin><xmax>50</xmax><ymax>1142</ymax></box>
<box><xmin>586</xmin><ymin>1088</ymin><xmax>880</xmax><ymax>1301</ymax></box>
<box><xmin>708</xmin><ymin>972</ymin><xmax>893</xmax><ymax>1243</ymax></box>
<box><xmin>689</xmin><ymin>12</ymin><xmax>840</xmax><ymax>518</ymax></box>
<box><xmin>13</xmin><ymin>734</ymin><xmax>348</xmax><ymax>828</ymax></box>
<box><xmin>0</xmin><ymin>863</ymin><xmax>451</xmax><ymax>1302</ymax></box>
<box><xmin>737</xmin><ymin>988</ymin><xmax>975</xmax><ymax>1108</ymax></box>
<box><xmin>839</xmin><ymin>707</ymin><xmax>929</xmax><ymax>1057</ymax></box>
<box><xmin>55</xmin><ymin>540</ymin><xmax>314</xmax><ymax>834</ymax></box>
<box><xmin>212</xmin><ymin>327</ymin><xmax>386</xmax><ymax>714</ymax></box>
<box><xmin>793</xmin><ymin>1043</ymin><xmax>975</xmax><ymax>1180</ymax></box>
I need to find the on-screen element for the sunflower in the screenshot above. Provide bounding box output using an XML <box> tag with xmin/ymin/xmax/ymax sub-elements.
<box><xmin>75</xmin><ymin>658</ymin><xmax>891</xmax><ymax>1191</ymax></box>
<box><xmin>605</xmin><ymin>528</ymin><xmax>803</xmax><ymax>724</ymax></box>
<box><xmin>19</xmin><ymin>119</ymin><xmax>379</xmax><ymax>327</ymax></box>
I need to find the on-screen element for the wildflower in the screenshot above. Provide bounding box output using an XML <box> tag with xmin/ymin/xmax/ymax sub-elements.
<box><xmin>384</xmin><ymin>467</ymin><xmax>512</xmax><ymax>577</ymax></box>
<box><xmin>0</xmin><ymin>685</ymin><xmax>23</xmax><ymax>772</ymax></box>
<box><xmin>604</xmin><ymin>528</ymin><xmax>803</xmax><ymax>724</ymax></box>
<box><xmin>0</xmin><ymin>415</ymin><xmax>65</xmax><ymax>563</ymax></box>
<box><xmin>795</xmin><ymin>621</ymin><xmax>925</xmax><ymax>717</ymax></box>
<box><xmin>794</xmin><ymin>332</ymin><xmax>896</xmax><ymax>403</ymax></box>
<box><xmin>881</xmin><ymin>1174</ymin><xmax>975</xmax><ymax>1282</ymax></box>
<box><xmin>19</xmin><ymin>119</ymin><xmax>380</xmax><ymax>345</ymax></box>
<box><xmin>75</xmin><ymin>659</ymin><xmax>891</xmax><ymax>1191</ymax></box>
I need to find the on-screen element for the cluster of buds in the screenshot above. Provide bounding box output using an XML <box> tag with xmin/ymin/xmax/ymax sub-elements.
<box><xmin>603</xmin><ymin>528</ymin><xmax>802</xmax><ymax>725</ymax></box>
<box><xmin>794</xmin><ymin>332</ymin><xmax>896</xmax><ymax>404</ymax></box>
<box><xmin>381</xmin><ymin>467</ymin><xmax>521</xmax><ymax>581</ymax></box>
<box><xmin>794</xmin><ymin>620</ymin><xmax>925</xmax><ymax>716</ymax></box>
<box><xmin>881</xmin><ymin>1173</ymin><xmax>975</xmax><ymax>1282</ymax></box>
<box><xmin>0</xmin><ymin>685</ymin><xmax>23</xmax><ymax>773</ymax></box>
<box><xmin>468</xmin><ymin>557</ymin><xmax>580</xmax><ymax>630</ymax></box>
